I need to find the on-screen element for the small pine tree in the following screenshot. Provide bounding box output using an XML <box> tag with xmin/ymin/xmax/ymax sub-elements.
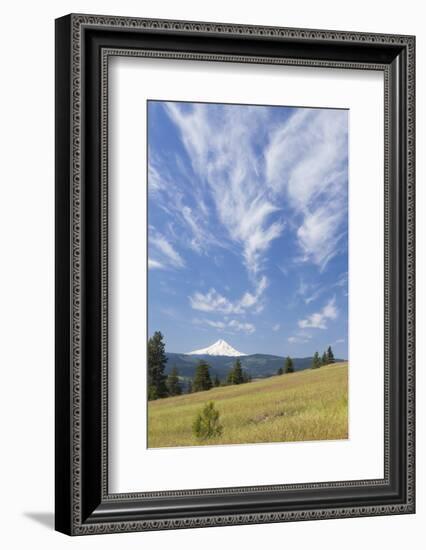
<box><xmin>285</xmin><ymin>356</ymin><xmax>294</xmax><ymax>373</ymax></box>
<box><xmin>277</xmin><ymin>366</ymin><xmax>284</xmax><ymax>375</ymax></box>
<box><xmin>147</xmin><ymin>331</ymin><xmax>168</xmax><ymax>400</ymax></box>
<box><xmin>192</xmin><ymin>360</ymin><xmax>213</xmax><ymax>392</ymax></box>
<box><xmin>321</xmin><ymin>351</ymin><xmax>328</xmax><ymax>365</ymax></box>
<box><xmin>312</xmin><ymin>351</ymin><xmax>321</xmax><ymax>369</ymax></box>
<box><xmin>214</xmin><ymin>374</ymin><xmax>221</xmax><ymax>387</ymax></box>
<box><xmin>187</xmin><ymin>380</ymin><xmax>192</xmax><ymax>394</ymax></box>
<box><xmin>326</xmin><ymin>346</ymin><xmax>335</xmax><ymax>364</ymax></box>
<box><xmin>167</xmin><ymin>366</ymin><xmax>182</xmax><ymax>396</ymax></box>
<box><xmin>193</xmin><ymin>402</ymin><xmax>223</xmax><ymax>440</ymax></box>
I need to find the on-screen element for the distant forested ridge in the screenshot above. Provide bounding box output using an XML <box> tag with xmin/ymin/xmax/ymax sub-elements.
<box><xmin>165</xmin><ymin>352</ymin><xmax>344</xmax><ymax>380</ymax></box>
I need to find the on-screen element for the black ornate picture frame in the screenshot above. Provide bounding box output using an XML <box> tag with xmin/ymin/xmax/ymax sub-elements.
<box><xmin>55</xmin><ymin>14</ymin><xmax>415</xmax><ymax>535</ymax></box>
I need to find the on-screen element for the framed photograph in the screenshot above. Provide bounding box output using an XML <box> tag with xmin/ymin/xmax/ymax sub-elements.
<box><xmin>55</xmin><ymin>14</ymin><xmax>415</xmax><ymax>535</ymax></box>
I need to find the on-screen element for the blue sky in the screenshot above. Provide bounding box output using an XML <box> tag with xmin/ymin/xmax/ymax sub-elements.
<box><xmin>147</xmin><ymin>100</ymin><xmax>348</xmax><ymax>358</ymax></box>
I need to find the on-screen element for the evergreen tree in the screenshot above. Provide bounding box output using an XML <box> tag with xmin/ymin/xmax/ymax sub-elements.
<box><xmin>233</xmin><ymin>358</ymin><xmax>244</xmax><ymax>384</ymax></box>
<box><xmin>326</xmin><ymin>345</ymin><xmax>335</xmax><ymax>364</ymax></box>
<box><xmin>192</xmin><ymin>360</ymin><xmax>213</xmax><ymax>392</ymax></box>
<box><xmin>277</xmin><ymin>366</ymin><xmax>284</xmax><ymax>375</ymax></box>
<box><xmin>311</xmin><ymin>351</ymin><xmax>321</xmax><ymax>369</ymax></box>
<box><xmin>227</xmin><ymin>358</ymin><xmax>244</xmax><ymax>385</ymax></box>
<box><xmin>167</xmin><ymin>366</ymin><xmax>182</xmax><ymax>396</ymax></box>
<box><xmin>285</xmin><ymin>356</ymin><xmax>294</xmax><ymax>373</ymax></box>
<box><xmin>321</xmin><ymin>351</ymin><xmax>328</xmax><ymax>365</ymax></box>
<box><xmin>147</xmin><ymin>331</ymin><xmax>168</xmax><ymax>400</ymax></box>
<box><xmin>214</xmin><ymin>374</ymin><xmax>221</xmax><ymax>387</ymax></box>
<box><xmin>242</xmin><ymin>370</ymin><xmax>252</xmax><ymax>383</ymax></box>
<box><xmin>187</xmin><ymin>380</ymin><xmax>192</xmax><ymax>394</ymax></box>
<box><xmin>193</xmin><ymin>402</ymin><xmax>223</xmax><ymax>440</ymax></box>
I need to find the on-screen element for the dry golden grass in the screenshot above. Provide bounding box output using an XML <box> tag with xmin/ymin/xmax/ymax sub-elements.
<box><xmin>148</xmin><ymin>362</ymin><xmax>348</xmax><ymax>448</ymax></box>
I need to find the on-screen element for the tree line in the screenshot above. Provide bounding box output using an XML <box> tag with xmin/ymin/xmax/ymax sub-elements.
<box><xmin>277</xmin><ymin>356</ymin><xmax>294</xmax><ymax>375</ymax></box>
<box><xmin>311</xmin><ymin>346</ymin><xmax>335</xmax><ymax>369</ymax></box>
<box><xmin>148</xmin><ymin>332</ymin><xmax>252</xmax><ymax>400</ymax></box>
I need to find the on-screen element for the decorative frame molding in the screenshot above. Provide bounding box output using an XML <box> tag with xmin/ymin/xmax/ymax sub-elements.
<box><xmin>55</xmin><ymin>14</ymin><xmax>415</xmax><ymax>535</ymax></box>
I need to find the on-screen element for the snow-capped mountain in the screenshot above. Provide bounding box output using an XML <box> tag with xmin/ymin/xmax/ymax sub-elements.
<box><xmin>186</xmin><ymin>339</ymin><xmax>247</xmax><ymax>357</ymax></box>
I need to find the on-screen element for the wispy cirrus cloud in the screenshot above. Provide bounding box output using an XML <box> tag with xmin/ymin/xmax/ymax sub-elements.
<box><xmin>265</xmin><ymin>109</ymin><xmax>348</xmax><ymax>270</ymax></box>
<box><xmin>147</xmin><ymin>156</ymin><xmax>165</xmax><ymax>193</ymax></box>
<box><xmin>190</xmin><ymin>289</ymin><xmax>235</xmax><ymax>314</ymax></box>
<box><xmin>304</xmin><ymin>289</ymin><xmax>323</xmax><ymax>305</ymax></box>
<box><xmin>194</xmin><ymin>319</ymin><xmax>226</xmax><ymax>330</ymax></box>
<box><xmin>335</xmin><ymin>272</ymin><xmax>348</xmax><ymax>287</ymax></box>
<box><xmin>148</xmin><ymin>228</ymin><xmax>185</xmax><ymax>270</ymax></box>
<box><xmin>288</xmin><ymin>332</ymin><xmax>312</xmax><ymax>344</ymax></box>
<box><xmin>296</xmin><ymin>278</ymin><xmax>322</xmax><ymax>305</ymax></box>
<box><xmin>298</xmin><ymin>297</ymin><xmax>338</xmax><ymax>330</ymax></box>
<box><xmin>164</xmin><ymin>102</ymin><xmax>284</xmax><ymax>276</ymax></box>
<box><xmin>148</xmin><ymin>150</ymin><xmax>219</xmax><ymax>256</ymax></box>
<box><xmin>148</xmin><ymin>258</ymin><xmax>165</xmax><ymax>270</ymax></box>
<box><xmin>194</xmin><ymin>318</ymin><xmax>255</xmax><ymax>335</ymax></box>
<box><xmin>189</xmin><ymin>276</ymin><xmax>268</xmax><ymax>315</ymax></box>
<box><xmin>228</xmin><ymin>320</ymin><xmax>256</xmax><ymax>334</ymax></box>
<box><xmin>296</xmin><ymin>205</ymin><xmax>346</xmax><ymax>269</ymax></box>
<box><xmin>296</xmin><ymin>278</ymin><xmax>309</xmax><ymax>298</ymax></box>
<box><xmin>296</xmin><ymin>272</ymin><xmax>348</xmax><ymax>306</ymax></box>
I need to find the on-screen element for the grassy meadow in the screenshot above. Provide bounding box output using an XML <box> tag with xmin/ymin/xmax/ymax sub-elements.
<box><xmin>148</xmin><ymin>362</ymin><xmax>348</xmax><ymax>448</ymax></box>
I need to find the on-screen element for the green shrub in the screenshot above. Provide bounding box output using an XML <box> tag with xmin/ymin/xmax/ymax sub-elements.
<box><xmin>193</xmin><ymin>401</ymin><xmax>223</xmax><ymax>440</ymax></box>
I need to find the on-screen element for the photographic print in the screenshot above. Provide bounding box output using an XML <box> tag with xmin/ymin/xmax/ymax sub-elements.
<box><xmin>56</xmin><ymin>16</ymin><xmax>415</xmax><ymax>533</ymax></box>
<box><xmin>147</xmin><ymin>100</ymin><xmax>348</xmax><ymax>449</ymax></box>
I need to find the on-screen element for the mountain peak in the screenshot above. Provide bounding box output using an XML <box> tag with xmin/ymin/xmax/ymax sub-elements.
<box><xmin>186</xmin><ymin>339</ymin><xmax>246</xmax><ymax>357</ymax></box>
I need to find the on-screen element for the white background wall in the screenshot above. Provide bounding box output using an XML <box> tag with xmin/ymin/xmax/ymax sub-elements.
<box><xmin>0</xmin><ymin>0</ymin><xmax>423</xmax><ymax>548</ymax></box>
